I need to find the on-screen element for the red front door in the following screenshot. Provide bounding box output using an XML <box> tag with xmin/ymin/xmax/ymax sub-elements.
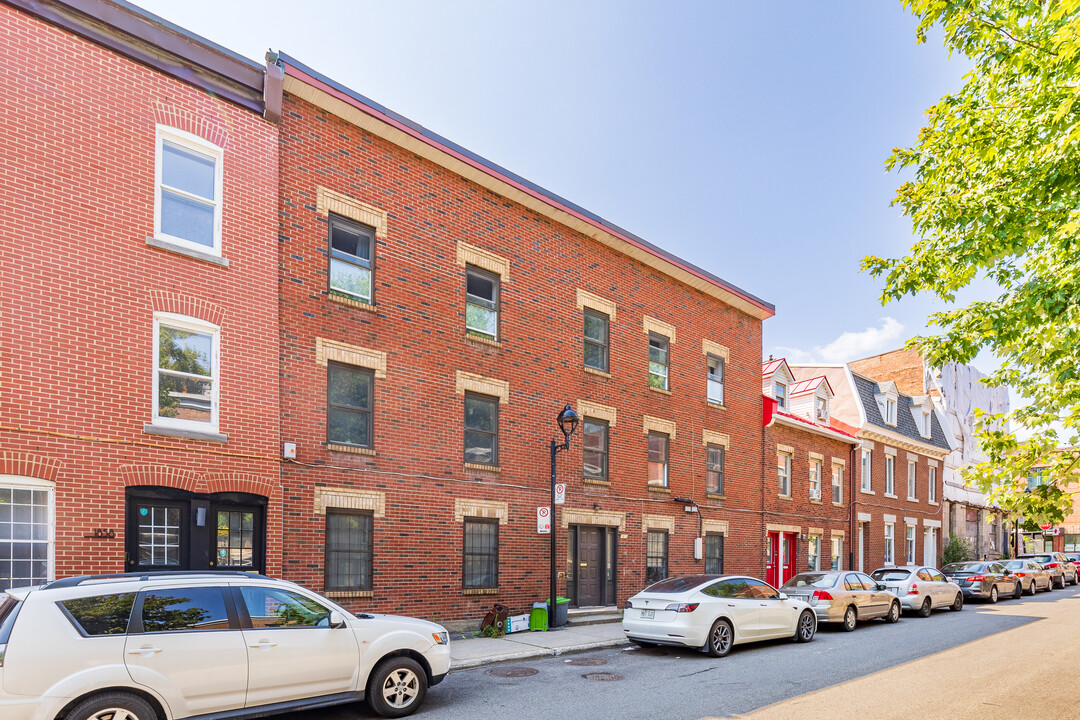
<box><xmin>766</xmin><ymin>532</ymin><xmax>797</xmax><ymax>588</ymax></box>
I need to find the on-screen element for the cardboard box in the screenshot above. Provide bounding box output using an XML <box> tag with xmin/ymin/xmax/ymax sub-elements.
<box><xmin>505</xmin><ymin>614</ymin><xmax>530</xmax><ymax>633</ymax></box>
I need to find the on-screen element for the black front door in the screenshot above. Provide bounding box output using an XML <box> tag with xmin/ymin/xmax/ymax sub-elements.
<box><xmin>125</xmin><ymin>487</ymin><xmax>266</xmax><ymax>573</ymax></box>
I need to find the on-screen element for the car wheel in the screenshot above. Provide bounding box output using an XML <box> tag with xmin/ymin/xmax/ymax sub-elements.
<box><xmin>367</xmin><ymin>657</ymin><xmax>428</xmax><ymax>718</ymax></box>
<box><xmin>918</xmin><ymin>597</ymin><xmax>932</xmax><ymax>618</ymax></box>
<box><xmin>950</xmin><ymin>593</ymin><xmax>963</xmax><ymax>612</ymax></box>
<box><xmin>67</xmin><ymin>692</ymin><xmax>157</xmax><ymax>720</ymax></box>
<box><xmin>842</xmin><ymin>605</ymin><xmax>857</xmax><ymax>632</ymax></box>
<box><xmin>1055</xmin><ymin>574</ymin><xmax>1066</xmax><ymax>590</ymax></box>
<box><xmin>1044</xmin><ymin>578</ymin><xmax>1053</xmax><ymax>592</ymax></box>
<box><xmin>989</xmin><ymin>586</ymin><xmax>998</xmax><ymax>603</ymax></box>
<box><xmin>886</xmin><ymin>601</ymin><xmax>901</xmax><ymax>623</ymax></box>
<box><xmin>706</xmin><ymin>618</ymin><xmax>734</xmax><ymax>657</ymax></box>
<box><xmin>1026</xmin><ymin>581</ymin><xmax>1036</xmax><ymax>596</ymax></box>
<box><xmin>794</xmin><ymin>610</ymin><xmax>816</xmax><ymax>642</ymax></box>
<box><xmin>1013</xmin><ymin>582</ymin><xmax>1022</xmax><ymax>600</ymax></box>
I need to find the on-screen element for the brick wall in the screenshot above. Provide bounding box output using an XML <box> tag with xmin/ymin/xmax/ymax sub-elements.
<box><xmin>0</xmin><ymin>6</ymin><xmax>281</xmax><ymax>576</ymax></box>
<box><xmin>276</xmin><ymin>92</ymin><xmax>768</xmax><ymax>622</ymax></box>
<box><xmin>850</xmin><ymin>350</ymin><xmax>924</xmax><ymax>397</ymax></box>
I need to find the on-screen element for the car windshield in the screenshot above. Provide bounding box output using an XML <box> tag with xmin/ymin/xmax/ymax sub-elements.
<box><xmin>643</xmin><ymin>575</ymin><xmax>716</xmax><ymax>594</ymax></box>
<box><xmin>782</xmin><ymin>573</ymin><xmax>836</xmax><ymax>589</ymax></box>
<box><xmin>1002</xmin><ymin>561</ymin><xmax>1023</xmax><ymax>569</ymax></box>
<box><xmin>942</xmin><ymin>563</ymin><xmax>988</xmax><ymax>574</ymax></box>
<box><xmin>871</xmin><ymin>569</ymin><xmax>911</xmax><ymax>581</ymax></box>
<box><xmin>1028</xmin><ymin>555</ymin><xmax>1053</xmax><ymax>563</ymax></box>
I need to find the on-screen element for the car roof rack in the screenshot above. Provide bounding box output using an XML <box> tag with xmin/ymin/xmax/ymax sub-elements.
<box><xmin>42</xmin><ymin>570</ymin><xmax>276</xmax><ymax>590</ymax></box>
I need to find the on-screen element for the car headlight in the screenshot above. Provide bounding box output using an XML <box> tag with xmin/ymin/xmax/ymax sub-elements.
<box><xmin>432</xmin><ymin>631</ymin><xmax>449</xmax><ymax>645</ymax></box>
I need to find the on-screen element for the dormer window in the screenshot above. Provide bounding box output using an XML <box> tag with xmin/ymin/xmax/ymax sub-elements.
<box><xmin>775</xmin><ymin>382</ymin><xmax>788</xmax><ymax>410</ymax></box>
<box><xmin>815</xmin><ymin>396</ymin><xmax>829</xmax><ymax>423</ymax></box>
<box><xmin>885</xmin><ymin>398</ymin><xmax>897</xmax><ymax>425</ymax></box>
<box><xmin>921</xmin><ymin>409</ymin><xmax>931</xmax><ymax>437</ymax></box>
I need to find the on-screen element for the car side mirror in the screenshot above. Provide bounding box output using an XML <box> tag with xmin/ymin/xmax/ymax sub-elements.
<box><xmin>329</xmin><ymin>610</ymin><xmax>346</xmax><ymax>629</ymax></box>
<box><xmin>877</xmin><ymin>584</ymin><xmax>888</xmax><ymax>592</ymax></box>
<box><xmin>778</xmin><ymin>592</ymin><xmax>789</xmax><ymax>601</ymax></box>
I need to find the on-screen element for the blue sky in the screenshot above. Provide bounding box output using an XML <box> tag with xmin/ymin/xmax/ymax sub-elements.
<box><xmin>135</xmin><ymin>0</ymin><xmax>978</xmax><ymax>368</ymax></box>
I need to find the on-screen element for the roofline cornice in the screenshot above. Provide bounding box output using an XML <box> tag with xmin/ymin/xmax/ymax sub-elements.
<box><xmin>278</xmin><ymin>57</ymin><xmax>775</xmax><ymax>320</ymax></box>
<box><xmin>858</xmin><ymin>427</ymin><xmax>950</xmax><ymax>460</ymax></box>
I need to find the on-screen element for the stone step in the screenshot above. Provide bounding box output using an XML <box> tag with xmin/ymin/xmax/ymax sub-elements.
<box><xmin>566</xmin><ymin>610</ymin><xmax>623</xmax><ymax>626</ymax></box>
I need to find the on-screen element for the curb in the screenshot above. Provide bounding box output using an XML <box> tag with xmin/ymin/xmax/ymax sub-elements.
<box><xmin>451</xmin><ymin>638</ymin><xmax>630</xmax><ymax>670</ymax></box>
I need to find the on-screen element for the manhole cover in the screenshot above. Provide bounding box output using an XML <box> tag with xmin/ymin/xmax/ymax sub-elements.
<box><xmin>484</xmin><ymin>666</ymin><xmax>539</xmax><ymax>678</ymax></box>
<box><xmin>582</xmin><ymin>672</ymin><xmax>624</xmax><ymax>681</ymax></box>
<box><xmin>566</xmin><ymin>657</ymin><xmax>608</xmax><ymax>667</ymax></box>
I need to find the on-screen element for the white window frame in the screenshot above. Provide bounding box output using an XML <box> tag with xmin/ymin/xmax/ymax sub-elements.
<box><xmin>830</xmin><ymin>537</ymin><xmax>843</xmax><ymax>570</ymax></box>
<box><xmin>885</xmin><ymin>456</ymin><xmax>895</xmax><ymax>496</ymax></box>
<box><xmin>921</xmin><ymin>409</ymin><xmax>932</xmax><ymax>438</ymax></box>
<box><xmin>928</xmin><ymin>466</ymin><xmax>937</xmax><ymax>503</ymax></box>
<box><xmin>706</xmin><ymin>354</ymin><xmax>724</xmax><ymax>405</ymax></box>
<box><xmin>808</xmin><ymin>535</ymin><xmax>821</xmax><ymax>571</ymax></box>
<box><xmin>861</xmin><ymin>449</ymin><xmax>872</xmax><ymax>492</ymax></box>
<box><xmin>0</xmin><ymin>475</ymin><xmax>56</xmax><ymax>589</ymax></box>
<box><xmin>907</xmin><ymin>461</ymin><xmax>917</xmax><ymax>500</ymax></box>
<box><xmin>809</xmin><ymin>459</ymin><xmax>822</xmax><ymax>501</ymax></box>
<box><xmin>906</xmin><ymin>525</ymin><xmax>916</xmax><ymax>564</ymax></box>
<box><xmin>815</xmin><ymin>396</ymin><xmax>829</xmax><ymax>423</ymax></box>
<box><xmin>885</xmin><ymin>398</ymin><xmax>897</xmax><ymax>425</ymax></box>
<box><xmin>778</xmin><ymin>452</ymin><xmax>792</xmax><ymax>497</ymax></box>
<box><xmin>832</xmin><ymin>465</ymin><xmax>843</xmax><ymax>505</ymax></box>
<box><xmin>884</xmin><ymin>523</ymin><xmax>895</xmax><ymax>564</ymax></box>
<box><xmin>152</xmin><ymin>312</ymin><xmax>221</xmax><ymax>432</ymax></box>
<box><xmin>153</xmin><ymin>125</ymin><xmax>224</xmax><ymax>257</ymax></box>
<box><xmin>774</xmin><ymin>381</ymin><xmax>788</xmax><ymax>409</ymax></box>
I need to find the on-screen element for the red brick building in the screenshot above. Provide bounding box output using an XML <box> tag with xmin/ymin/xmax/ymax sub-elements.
<box><xmin>0</xmin><ymin>1</ymin><xmax>282</xmax><ymax>588</ymax></box>
<box><xmin>270</xmin><ymin>54</ymin><xmax>775</xmax><ymax>622</ymax></box>
<box><xmin>792</xmin><ymin>365</ymin><xmax>953</xmax><ymax>571</ymax></box>
<box><xmin>762</xmin><ymin>360</ymin><xmax>858</xmax><ymax>586</ymax></box>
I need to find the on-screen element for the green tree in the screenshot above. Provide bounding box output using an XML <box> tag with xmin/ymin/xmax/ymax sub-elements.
<box><xmin>942</xmin><ymin>533</ymin><xmax>975</xmax><ymax>565</ymax></box>
<box><xmin>864</xmin><ymin>0</ymin><xmax>1080</xmax><ymax>522</ymax></box>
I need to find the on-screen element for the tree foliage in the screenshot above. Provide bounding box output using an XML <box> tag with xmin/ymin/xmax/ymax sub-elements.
<box><xmin>864</xmin><ymin>0</ymin><xmax>1080</xmax><ymax>522</ymax></box>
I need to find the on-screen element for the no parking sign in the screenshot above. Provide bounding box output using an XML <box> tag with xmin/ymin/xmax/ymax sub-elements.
<box><xmin>537</xmin><ymin>506</ymin><xmax>551</xmax><ymax>534</ymax></box>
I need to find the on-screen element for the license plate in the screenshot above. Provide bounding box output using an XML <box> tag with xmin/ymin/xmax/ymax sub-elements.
<box><xmin>640</xmin><ymin>609</ymin><xmax>654</xmax><ymax>619</ymax></box>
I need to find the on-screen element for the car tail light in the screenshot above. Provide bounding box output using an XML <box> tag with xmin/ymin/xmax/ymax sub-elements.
<box><xmin>1015</xmin><ymin>572</ymin><xmax>1026</xmax><ymax>577</ymax></box>
<box><xmin>812</xmin><ymin>590</ymin><xmax>833</xmax><ymax>601</ymax></box>
<box><xmin>664</xmin><ymin>603</ymin><xmax>699</xmax><ymax>613</ymax></box>
<box><xmin>624</xmin><ymin>600</ymin><xmax>634</xmax><ymax>610</ymax></box>
<box><xmin>908</xmin><ymin>583</ymin><xmax>920</xmax><ymax>595</ymax></box>
<box><xmin>967</xmin><ymin>576</ymin><xmax>985</xmax><ymax>582</ymax></box>
<box><xmin>1044</xmin><ymin>563</ymin><xmax>1059</xmax><ymax>569</ymax></box>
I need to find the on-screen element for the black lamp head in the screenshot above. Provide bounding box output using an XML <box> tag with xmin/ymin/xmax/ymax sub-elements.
<box><xmin>556</xmin><ymin>404</ymin><xmax>579</xmax><ymax>440</ymax></box>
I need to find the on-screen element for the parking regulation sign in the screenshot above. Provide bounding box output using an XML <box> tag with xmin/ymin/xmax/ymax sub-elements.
<box><xmin>555</xmin><ymin>483</ymin><xmax>566</xmax><ymax>505</ymax></box>
<box><xmin>537</xmin><ymin>506</ymin><xmax>551</xmax><ymax>534</ymax></box>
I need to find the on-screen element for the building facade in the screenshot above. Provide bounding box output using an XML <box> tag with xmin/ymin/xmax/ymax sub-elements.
<box><xmin>0</xmin><ymin>0</ymin><xmax>282</xmax><ymax>589</ymax></box>
<box><xmin>762</xmin><ymin>360</ymin><xmax>858</xmax><ymax>586</ymax></box>
<box><xmin>791</xmin><ymin>365</ymin><xmax>953</xmax><ymax>571</ymax></box>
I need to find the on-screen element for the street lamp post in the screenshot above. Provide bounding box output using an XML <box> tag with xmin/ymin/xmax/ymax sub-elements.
<box><xmin>549</xmin><ymin>404</ymin><xmax>579</xmax><ymax>630</ymax></box>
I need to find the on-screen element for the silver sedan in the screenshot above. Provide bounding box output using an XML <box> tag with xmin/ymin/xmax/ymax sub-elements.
<box><xmin>1002</xmin><ymin>559</ymin><xmax>1052</xmax><ymax>594</ymax></box>
<box><xmin>870</xmin><ymin>566</ymin><xmax>964</xmax><ymax>616</ymax></box>
<box><xmin>781</xmin><ymin>570</ymin><xmax>901</xmax><ymax>632</ymax></box>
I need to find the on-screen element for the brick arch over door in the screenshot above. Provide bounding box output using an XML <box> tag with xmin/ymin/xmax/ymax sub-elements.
<box><xmin>120</xmin><ymin>464</ymin><xmax>203</xmax><ymax>493</ymax></box>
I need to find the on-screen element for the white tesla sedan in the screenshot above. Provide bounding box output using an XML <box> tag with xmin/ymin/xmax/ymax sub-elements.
<box><xmin>622</xmin><ymin>574</ymin><xmax>817</xmax><ymax>657</ymax></box>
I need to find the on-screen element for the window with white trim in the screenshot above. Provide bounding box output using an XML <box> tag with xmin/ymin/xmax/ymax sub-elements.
<box><xmin>832</xmin><ymin>465</ymin><xmax>843</xmax><ymax>504</ymax></box>
<box><xmin>154</xmin><ymin>126</ymin><xmax>223</xmax><ymax>255</ymax></box>
<box><xmin>465</xmin><ymin>265</ymin><xmax>499</xmax><ymax>340</ymax></box>
<box><xmin>648</xmin><ymin>333</ymin><xmax>670</xmax><ymax>390</ymax></box>
<box><xmin>884</xmin><ymin>523</ymin><xmax>895</xmax><ymax>564</ymax></box>
<box><xmin>778</xmin><ymin>451</ymin><xmax>792</xmax><ymax>496</ymax></box>
<box><xmin>906</xmin><ymin>525</ymin><xmax>916</xmax><ymax>564</ymax></box>
<box><xmin>808</xmin><ymin>535</ymin><xmax>821</xmax><ymax>571</ymax></box>
<box><xmin>885</xmin><ymin>398</ymin><xmax>897</xmax><ymax>425</ymax></box>
<box><xmin>328</xmin><ymin>214</ymin><xmax>375</xmax><ymax>304</ymax></box>
<box><xmin>907</xmin><ymin>461</ymin><xmax>917</xmax><ymax>500</ymax></box>
<box><xmin>809</xmin><ymin>459</ymin><xmax>822</xmax><ymax>501</ymax></box>
<box><xmin>706</xmin><ymin>354</ymin><xmax>724</xmax><ymax>405</ymax></box>
<box><xmin>861</xmin><ymin>449</ymin><xmax>872</xmax><ymax>492</ymax></box>
<box><xmin>153</xmin><ymin>313</ymin><xmax>219</xmax><ymax>431</ymax></box>
<box><xmin>648</xmin><ymin>432</ymin><xmax>669</xmax><ymax>488</ymax></box>
<box><xmin>0</xmin><ymin>477</ymin><xmax>55</xmax><ymax>591</ymax></box>
<box><xmin>830</xmin><ymin>537</ymin><xmax>843</xmax><ymax>570</ymax></box>
<box><xmin>928</xmin><ymin>466</ymin><xmax>937</xmax><ymax>503</ymax></box>
<box><xmin>774</xmin><ymin>381</ymin><xmax>788</xmax><ymax>410</ymax></box>
<box><xmin>885</xmin><ymin>456</ymin><xmax>895</xmax><ymax>495</ymax></box>
<box><xmin>815</xmin><ymin>396</ymin><xmax>829</xmax><ymax>422</ymax></box>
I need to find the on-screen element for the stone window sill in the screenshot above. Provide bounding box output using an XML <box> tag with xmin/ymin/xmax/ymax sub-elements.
<box><xmin>907</xmin><ymin>496</ymin><xmax>919</xmax><ymax>503</ymax></box>
<box><xmin>777</xmin><ymin>494</ymin><xmax>793</xmax><ymax>502</ymax></box>
<box><xmin>705</xmin><ymin>493</ymin><xmax>725</xmax><ymax>501</ymax></box>
<box><xmin>928</xmin><ymin>500</ymin><xmax>939</xmax><ymax>506</ymax></box>
<box><xmin>324</xmin><ymin>589</ymin><xmax>373</xmax><ymax>599</ymax></box>
<box><xmin>143</xmin><ymin>423</ymin><xmax>228</xmax><ymax>443</ymax></box>
<box><xmin>860</xmin><ymin>489</ymin><xmax>876</xmax><ymax>495</ymax></box>
<box><xmin>465</xmin><ymin>463</ymin><xmax>500</xmax><ymax>473</ymax></box>
<box><xmin>583</xmin><ymin>478</ymin><xmax>610</xmax><ymax>486</ymax></box>
<box><xmin>648</xmin><ymin>386</ymin><xmax>672</xmax><ymax>396</ymax></box>
<box><xmin>706</xmin><ymin>401</ymin><xmax>727</xmax><ymax>410</ymax></box>
<box><xmin>809</xmin><ymin>498</ymin><xmax>822</xmax><ymax>505</ymax></box>
<box><xmin>832</xmin><ymin>502</ymin><xmax>845</xmax><ymax>508</ymax></box>
<box><xmin>327</xmin><ymin>443</ymin><xmax>376</xmax><ymax>456</ymax></box>
<box><xmin>465</xmin><ymin>334</ymin><xmax>502</xmax><ymax>349</ymax></box>
<box><xmin>146</xmin><ymin>235</ymin><xmax>229</xmax><ymax>267</ymax></box>
<box><xmin>329</xmin><ymin>293</ymin><xmax>377</xmax><ymax>312</ymax></box>
<box><xmin>884</xmin><ymin>493</ymin><xmax>898</xmax><ymax>499</ymax></box>
<box><xmin>647</xmin><ymin>485</ymin><xmax>671</xmax><ymax>494</ymax></box>
<box><xmin>463</xmin><ymin>588</ymin><xmax>499</xmax><ymax>595</ymax></box>
<box><xmin>584</xmin><ymin>367</ymin><xmax>612</xmax><ymax>378</ymax></box>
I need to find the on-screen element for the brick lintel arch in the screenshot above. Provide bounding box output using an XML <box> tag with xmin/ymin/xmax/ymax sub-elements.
<box><xmin>120</xmin><ymin>464</ymin><xmax>204</xmax><ymax>494</ymax></box>
<box><xmin>204</xmin><ymin>473</ymin><xmax>275</xmax><ymax>498</ymax></box>
<box><xmin>0</xmin><ymin>452</ymin><xmax>62</xmax><ymax>482</ymax></box>
<box><xmin>150</xmin><ymin>290</ymin><xmax>226</xmax><ymax>327</ymax></box>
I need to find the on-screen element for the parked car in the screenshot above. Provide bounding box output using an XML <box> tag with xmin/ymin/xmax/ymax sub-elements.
<box><xmin>1064</xmin><ymin>552</ymin><xmax>1080</xmax><ymax>568</ymax></box>
<box><xmin>780</xmin><ymin>570</ymin><xmax>902</xmax><ymax>631</ymax></box>
<box><xmin>0</xmin><ymin>571</ymin><xmax>451</xmax><ymax>720</ymax></box>
<box><xmin>1018</xmin><ymin>552</ymin><xmax>1079</xmax><ymax>589</ymax></box>
<box><xmin>1001</xmin><ymin>559</ymin><xmax>1053</xmax><ymax>594</ymax></box>
<box><xmin>622</xmin><ymin>575</ymin><xmax>817</xmax><ymax>657</ymax></box>
<box><xmin>941</xmin><ymin>561</ymin><xmax>1022</xmax><ymax>602</ymax></box>
<box><xmin>869</xmin><ymin>566</ymin><xmax>964</xmax><ymax>616</ymax></box>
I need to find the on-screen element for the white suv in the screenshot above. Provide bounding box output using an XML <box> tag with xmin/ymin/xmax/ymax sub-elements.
<box><xmin>0</xmin><ymin>572</ymin><xmax>450</xmax><ymax>720</ymax></box>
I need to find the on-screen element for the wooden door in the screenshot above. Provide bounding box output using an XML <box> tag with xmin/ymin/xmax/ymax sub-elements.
<box><xmin>765</xmin><ymin>532</ymin><xmax>779</xmax><ymax>587</ymax></box>
<box><xmin>578</xmin><ymin>527</ymin><xmax>603</xmax><ymax>605</ymax></box>
<box><xmin>780</xmin><ymin>533</ymin><xmax>796</xmax><ymax>586</ymax></box>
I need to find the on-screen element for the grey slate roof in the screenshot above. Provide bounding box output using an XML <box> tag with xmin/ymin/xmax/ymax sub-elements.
<box><xmin>851</xmin><ymin>373</ymin><xmax>952</xmax><ymax>451</ymax></box>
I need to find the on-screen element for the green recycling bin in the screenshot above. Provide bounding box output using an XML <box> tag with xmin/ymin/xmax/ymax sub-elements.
<box><xmin>529</xmin><ymin>602</ymin><xmax>548</xmax><ymax>631</ymax></box>
<box><xmin>546</xmin><ymin>596</ymin><xmax>570</xmax><ymax>627</ymax></box>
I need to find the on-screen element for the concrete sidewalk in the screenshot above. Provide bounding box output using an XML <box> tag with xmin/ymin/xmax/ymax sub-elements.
<box><xmin>449</xmin><ymin>622</ymin><xmax>628</xmax><ymax>670</ymax></box>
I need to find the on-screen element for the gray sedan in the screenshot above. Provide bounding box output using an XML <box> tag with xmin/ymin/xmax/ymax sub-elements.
<box><xmin>941</xmin><ymin>561</ymin><xmax>1021</xmax><ymax>602</ymax></box>
<box><xmin>870</xmin><ymin>566</ymin><xmax>964</xmax><ymax>616</ymax></box>
<box><xmin>782</xmin><ymin>571</ymin><xmax>901</xmax><ymax>632</ymax></box>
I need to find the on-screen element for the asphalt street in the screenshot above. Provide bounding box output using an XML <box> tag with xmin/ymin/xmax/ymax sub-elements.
<box><xmin>310</xmin><ymin>584</ymin><xmax>1079</xmax><ymax>720</ymax></box>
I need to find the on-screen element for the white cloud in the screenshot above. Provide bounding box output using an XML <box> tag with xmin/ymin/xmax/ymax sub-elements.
<box><xmin>772</xmin><ymin>317</ymin><xmax>906</xmax><ymax>365</ymax></box>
